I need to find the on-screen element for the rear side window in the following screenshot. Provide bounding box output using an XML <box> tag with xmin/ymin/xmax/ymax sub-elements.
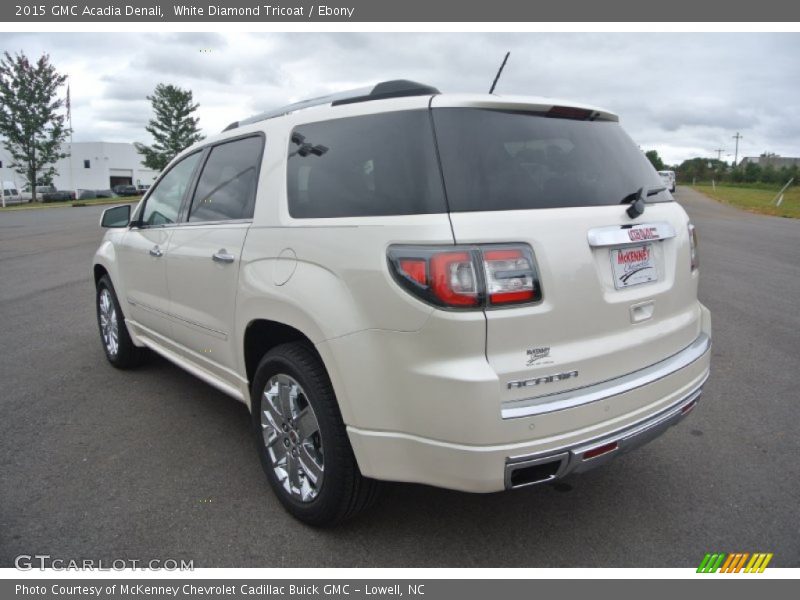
<box><xmin>188</xmin><ymin>135</ymin><xmax>263</xmax><ymax>222</ymax></box>
<box><xmin>287</xmin><ymin>111</ymin><xmax>447</xmax><ymax>218</ymax></box>
<box><xmin>432</xmin><ymin>108</ymin><xmax>670</xmax><ymax>212</ymax></box>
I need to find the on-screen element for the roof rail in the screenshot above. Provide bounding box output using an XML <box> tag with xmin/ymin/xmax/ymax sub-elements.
<box><xmin>222</xmin><ymin>80</ymin><xmax>439</xmax><ymax>132</ymax></box>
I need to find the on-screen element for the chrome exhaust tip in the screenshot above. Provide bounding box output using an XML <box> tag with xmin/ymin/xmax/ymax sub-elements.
<box><xmin>504</xmin><ymin>452</ymin><xmax>569</xmax><ymax>489</ymax></box>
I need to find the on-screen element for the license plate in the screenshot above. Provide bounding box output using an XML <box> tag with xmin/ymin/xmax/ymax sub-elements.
<box><xmin>610</xmin><ymin>244</ymin><xmax>657</xmax><ymax>289</ymax></box>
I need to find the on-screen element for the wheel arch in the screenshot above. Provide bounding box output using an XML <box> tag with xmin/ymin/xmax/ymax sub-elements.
<box><xmin>240</xmin><ymin>317</ymin><xmax>354</xmax><ymax>425</ymax></box>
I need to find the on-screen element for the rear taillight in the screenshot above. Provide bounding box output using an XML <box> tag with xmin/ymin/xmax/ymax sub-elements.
<box><xmin>388</xmin><ymin>244</ymin><xmax>540</xmax><ymax>309</ymax></box>
<box><xmin>688</xmin><ymin>223</ymin><xmax>699</xmax><ymax>271</ymax></box>
<box><xmin>483</xmin><ymin>248</ymin><xmax>536</xmax><ymax>305</ymax></box>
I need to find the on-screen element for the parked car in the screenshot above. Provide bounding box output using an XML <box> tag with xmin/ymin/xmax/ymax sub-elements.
<box><xmin>42</xmin><ymin>189</ymin><xmax>76</xmax><ymax>202</ymax></box>
<box><xmin>93</xmin><ymin>80</ymin><xmax>711</xmax><ymax>525</ymax></box>
<box><xmin>137</xmin><ymin>184</ymin><xmax>151</xmax><ymax>194</ymax></box>
<box><xmin>20</xmin><ymin>184</ymin><xmax>57</xmax><ymax>202</ymax></box>
<box><xmin>2</xmin><ymin>182</ymin><xmax>22</xmax><ymax>205</ymax></box>
<box><xmin>76</xmin><ymin>189</ymin><xmax>98</xmax><ymax>200</ymax></box>
<box><xmin>659</xmin><ymin>170</ymin><xmax>676</xmax><ymax>193</ymax></box>
<box><xmin>113</xmin><ymin>184</ymin><xmax>140</xmax><ymax>197</ymax></box>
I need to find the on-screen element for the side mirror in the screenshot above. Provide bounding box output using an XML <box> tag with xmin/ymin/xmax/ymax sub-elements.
<box><xmin>100</xmin><ymin>204</ymin><xmax>131</xmax><ymax>228</ymax></box>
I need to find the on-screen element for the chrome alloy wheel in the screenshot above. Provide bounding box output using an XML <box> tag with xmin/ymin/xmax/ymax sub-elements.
<box><xmin>98</xmin><ymin>288</ymin><xmax>119</xmax><ymax>358</ymax></box>
<box><xmin>261</xmin><ymin>374</ymin><xmax>324</xmax><ymax>502</ymax></box>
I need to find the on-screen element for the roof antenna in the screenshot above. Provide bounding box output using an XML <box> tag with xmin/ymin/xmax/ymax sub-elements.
<box><xmin>489</xmin><ymin>52</ymin><xmax>510</xmax><ymax>95</ymax></box>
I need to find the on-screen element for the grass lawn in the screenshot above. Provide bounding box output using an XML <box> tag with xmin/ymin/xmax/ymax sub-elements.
<box><xmin>0</xmin><ymin>196</ymin><xmax>141</xmax><ymax>212</ymax></box>
<box><xmin>691</xmin><ymin>184</ymin><xmax>799</xmax><ymax>219</ymax></box>
<box><xmin>72</xmin><ymin>196</ymin><xmax>143</xmax><ymax>207</ymax></box>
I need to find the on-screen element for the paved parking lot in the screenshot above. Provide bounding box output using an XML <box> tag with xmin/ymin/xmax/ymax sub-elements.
<box><xmin>1</xmin><ymin>189</ymin><xmax>798</xmax><ymax>567</ymax></box>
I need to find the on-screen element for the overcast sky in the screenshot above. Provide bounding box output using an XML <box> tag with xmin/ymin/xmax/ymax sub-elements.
<box><xmin>2</xmin><ymin>32</ymin><xmax>798</xmax><ymax>165</ymax></box>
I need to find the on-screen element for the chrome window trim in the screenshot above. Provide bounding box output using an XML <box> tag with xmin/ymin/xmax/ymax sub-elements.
<box><xmin>171</xmin><ymin>219</ymin><xmax>253</xmax><ymax>229</ymax></box>
<box><xmin>501</xmin><ymin>332</ymin><xmax>711</xmax><ymax>419</ymax></box>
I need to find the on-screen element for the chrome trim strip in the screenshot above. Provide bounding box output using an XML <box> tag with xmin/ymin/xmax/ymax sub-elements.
<box><xmin>127</xmin><ymin>320</ymin><xmax>246</xmax><ymax>403</ymax></box>
<box><xmin>126</xmin><ymin>297</ymin><xmax>228</xmax><ymax>339</ymax></box>
<box><xmin>504</xmin><ymin>381</ymin><xmax>703</xmax><ymax>489</ymax></box>
<box><xmin>501</xmin><ymin>332</ymin><xmax>711</xmax><ymax>419</ymax></box>
<box><xmin>587</xmin><ymin>221</ymin><xmax>676</xmax><ymax>248</ymax></box>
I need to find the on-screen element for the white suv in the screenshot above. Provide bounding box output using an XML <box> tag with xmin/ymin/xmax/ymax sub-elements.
<box><xmin>659</xmin><ymin>170</ymin><xmax>677</xmax><ymax>193</ymax></box>
<box><xmin>93</xmin><ymin>81</ymin><xmax>711</xmax><ymax>525</ymax></box>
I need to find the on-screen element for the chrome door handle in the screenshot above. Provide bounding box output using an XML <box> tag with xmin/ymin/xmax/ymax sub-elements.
<box><xmin>212</xmin><ymin>249</ymin><xmax>235</xmax><ymax>264</ymax></box>
<box><xmin>149</xmin><ymin>245</ymin><xmax>163</xmax><ymax>258</ymax></box>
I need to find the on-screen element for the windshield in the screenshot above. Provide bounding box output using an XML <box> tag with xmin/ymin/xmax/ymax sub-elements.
<box><xmin>432</xmin><ymin>108</ymin><xmax>670</xmax><ymax>212</ymax></box>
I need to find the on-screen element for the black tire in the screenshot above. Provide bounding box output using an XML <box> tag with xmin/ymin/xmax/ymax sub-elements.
<box><xmin>252</xmin><ymin>342</ymin><xmax>380</xmax><ymax>526</ymax></box>
<box><xmin>95</xmin><ymin>275</ymin><xmax>148</xmax><ymax>368</ymax></box>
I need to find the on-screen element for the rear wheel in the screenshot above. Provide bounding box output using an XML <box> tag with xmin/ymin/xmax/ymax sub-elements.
<box><xmin>252</xmin><ymin>342</ymin><xmax>380</xmax><ymax>525</ymax></box>
<box><xmin>96</xmin><ymin>275</ymin><xmax>148</xmax><ymax>368</ymax></box>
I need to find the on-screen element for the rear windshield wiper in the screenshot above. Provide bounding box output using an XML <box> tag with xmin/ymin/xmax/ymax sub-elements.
<box><xmin>620</xmin><ymin>185</ymin><xmax>667</xmax><ymax>219</ymax></box>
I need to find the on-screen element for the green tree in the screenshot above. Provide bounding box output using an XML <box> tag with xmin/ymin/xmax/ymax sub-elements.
<box><xmin>645</xmin><ymin>150</ymin><xmax>665</xmax><ymax>171</ymax></box>
<box><xmin>760</xmin><ymin>164</ymin><xmax>778</xmax><ymax>185</ymax></box>
<box><xmin>675</xmin><ymin>157</ymin><xmax>727</xmax><ymax>183</ymax></box>
<box><xmin>135</xmin><ymin>84</ymin><xmax>204</xmax><ymax>171</ymax></box>
<box><xmin>743</xmin><ymin>162</ymin><xmax>761</xmax><ymax>183</ymax></box>
<box><xmin>0</xmin><ymin>52</ymin><xmax>70</xmax><ymax>202</ymax></box>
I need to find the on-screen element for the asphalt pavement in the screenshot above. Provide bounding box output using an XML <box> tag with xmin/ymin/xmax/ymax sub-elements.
<box><xmin>1</xmin><ymin>190</ymin><xmax>798</xmax><ymax>567</ymax></box>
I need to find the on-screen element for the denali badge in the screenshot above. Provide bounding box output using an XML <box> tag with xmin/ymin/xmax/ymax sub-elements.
<box><xmin>507</xmin><ymin>370</ymin><xmax>579</xmax><ymax>389</ymax></box>
<box><xmin>526</xmin><ymin>346</ymin><xmax>551</xmax><ymax>366</ymax></box>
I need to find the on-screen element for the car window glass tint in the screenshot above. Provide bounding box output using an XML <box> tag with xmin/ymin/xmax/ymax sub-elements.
<box><xmin>432</xmin><ymin>108</ymin><xmax>670</xmax><ymax>212</ymax></box>
<box><xmin>287</xmin><ymin>111</ymin><xmax>447</xmax><ymax>218</ymax></box>
<box><xmin>141</xmin><ymin>152</ymin><xmax>202</xmax><ymax>226</ymax></box>
<box><xmin>188</xmin><ymin>136</ymin><xmax>263</xmax><ymax>222</ymax></box>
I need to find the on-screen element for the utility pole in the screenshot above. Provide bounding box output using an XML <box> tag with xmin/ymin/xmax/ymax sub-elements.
<box><xmin>714</xmin><ymin>148</ymin><xmax>725</xmax><ymax>161</ymax></box>
<box><xmin>732</xmin><ymin>132</ymin><xmax>743</xmax><ymax>167</ymax></box>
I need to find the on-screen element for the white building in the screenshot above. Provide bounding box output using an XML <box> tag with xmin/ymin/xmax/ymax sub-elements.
<box><xmin>0</xmin><ymin>142</ymin><xmax>160</xmax><ymax>192</ymax></box>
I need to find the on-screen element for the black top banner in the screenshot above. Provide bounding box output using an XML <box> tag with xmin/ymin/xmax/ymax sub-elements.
<box><xmin>3</xmin><ymin>0</ymin><xmax>800</xmax><ymax>22</ymax></box>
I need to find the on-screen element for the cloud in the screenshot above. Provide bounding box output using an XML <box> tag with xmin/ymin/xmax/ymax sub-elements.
<box><xmin>1</xmin><ymin>32</ymin><xmax>798</xmax><ymax>165</ymax></box>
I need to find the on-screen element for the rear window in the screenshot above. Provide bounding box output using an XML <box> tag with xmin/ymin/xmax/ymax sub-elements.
<box><xmin>432</xmin><ymin>108</ymin><xmax>670</xmax><ymax>212</ymax></box>
<box><xmin>287</xmin><ymin>111</ymin><xmax>447</xmax><ymax>218</ymax></box>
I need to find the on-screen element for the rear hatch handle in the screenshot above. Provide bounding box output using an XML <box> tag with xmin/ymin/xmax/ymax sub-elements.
<box><xmin>587</xmin><ymin>222</ymin><xmax>676</xmax><ymax>248</ymax></box>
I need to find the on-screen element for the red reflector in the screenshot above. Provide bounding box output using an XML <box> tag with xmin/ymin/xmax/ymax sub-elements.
<box><xmin>398</xmin><ymin>258</ymin><xmax>427</xmax><ymax>286</ymax></box>
<box><xmin>430</xmin><ymin>251</ymin><xmax>479</xmax><ymax>306</ymax></box>
<box><xmin>582</xmin><ymin>441</ymin><xmax>618</xmax><ymax>461</ymax></box>
<box><xmin>484</xmin><ymin>249</ymin><xmax>522</xmax><ymax>261</ymax></box>
<box><xmin>490</xmin><ymin>290</ymin><xmax>534</xmax><ymax>304</ymax></box>
<box><xmin>681</xmin><ymin>400</ymin><xmax>697</xmax><ymax>414</ymax></box>
<box><xmin>547</xmin><ymin>105</ymin><xmax>593</xmax><ymax>120</ymax></box>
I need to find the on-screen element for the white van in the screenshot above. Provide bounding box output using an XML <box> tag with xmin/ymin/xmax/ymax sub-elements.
<box><xmin>2</xmin><ymin>181</ymin><xmax>22</xmax><ymax>205</ymax></box>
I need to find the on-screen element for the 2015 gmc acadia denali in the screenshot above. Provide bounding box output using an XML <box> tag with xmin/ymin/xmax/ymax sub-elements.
<box><xmin>93</xmin><ymin>81</ymin><xmax>711</xmax><ymax>525</ymax></box>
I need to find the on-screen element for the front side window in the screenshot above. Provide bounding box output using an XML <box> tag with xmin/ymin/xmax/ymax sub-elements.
<box><xmin>188</xmin><ymin>136</ymin><xmax>263</xmax><ymax>222</ymax></box>
<box><xmin>140</xmin><ymin>151</ymin><xmax>202</xmax><ymax>226</ymax></box>
<box><xmin>287</xmin><ymin>111</ymin><xmax>447</xmax><ymax>218</ymax></box>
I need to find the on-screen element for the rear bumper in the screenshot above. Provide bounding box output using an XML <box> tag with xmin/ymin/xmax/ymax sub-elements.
<box><xmin>504</xmin><ymin>379</ymin><xmax>703</xmax><ymax>489</ymax></box>
<box><xmin>343</xmin><ymin>309</ymin><xmax>711</xmax><ymax>493</ymax></box>
<box><xmin>348</xmin><ymin>361</ymin><xmax>707</xmax><ymax>492</ymax></box>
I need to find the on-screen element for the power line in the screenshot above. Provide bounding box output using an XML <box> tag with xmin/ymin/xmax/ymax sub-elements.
<box><xmin>732</xmin><ymin>132</ymin><xmax>743</xmax><ymax>166</ymax></box>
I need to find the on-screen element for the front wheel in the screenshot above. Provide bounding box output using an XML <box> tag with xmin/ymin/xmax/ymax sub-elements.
<box><xmin>96</xmin><ymin>275</ymin><xmax>148</xmax><ymax>368</ymax></box>
<box><xmin>252</xmin><ymin>342</ymin><xmax>380</xmax><ymax>526</ymax></box>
